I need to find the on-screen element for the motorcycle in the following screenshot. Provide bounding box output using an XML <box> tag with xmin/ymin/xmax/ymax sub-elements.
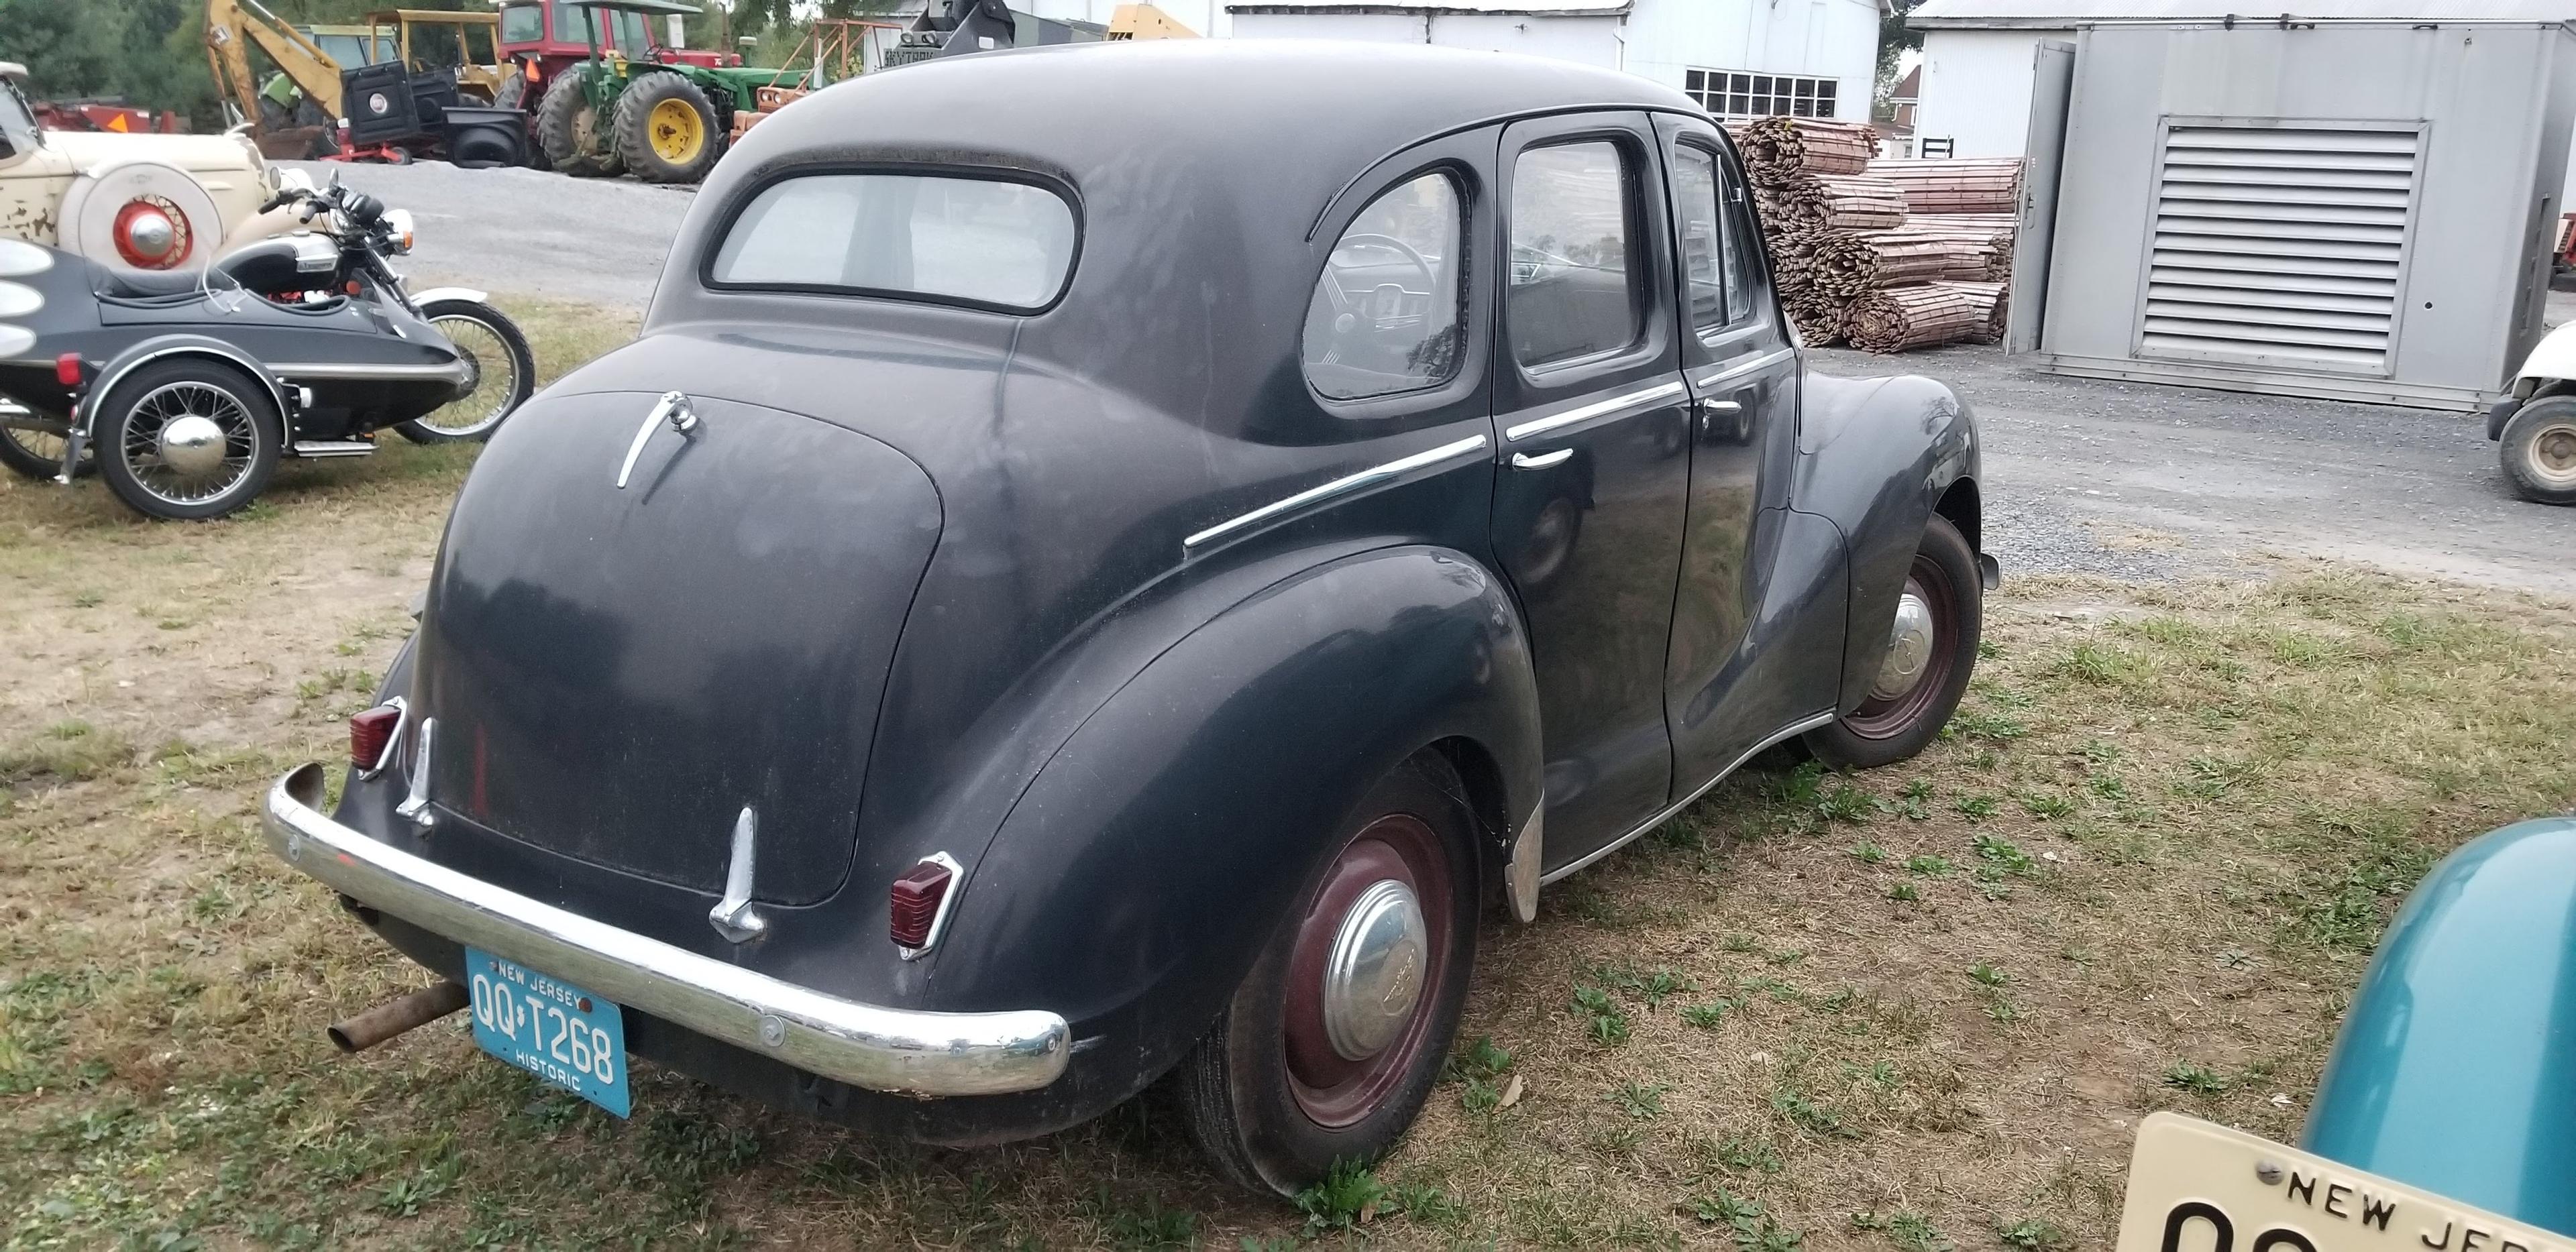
<box><xmin>0</xmin><ymin>172</ymin><xmax>535</xmax><ymax>519</ymax></box>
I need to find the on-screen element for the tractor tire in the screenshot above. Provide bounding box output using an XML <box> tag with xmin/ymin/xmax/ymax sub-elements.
<box><xmin>494</xmin><ymin>68</ymin><xmax>525</xmax><ymax>110</ymax></box>
<box><xmin>535</xmin><ymin>66</ymin><xmax>622</xmax><ymax>178</ymax></box>
<box><xmin>612</xmin><ymin>72</ymin><xmax>721</xmax><ymax>184</ymax></box>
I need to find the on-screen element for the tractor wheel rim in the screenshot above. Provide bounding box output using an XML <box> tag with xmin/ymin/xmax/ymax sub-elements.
<box><xmin>649</xmin><ymin>98</ymin><xmax>703</xmax><ymax>163</ymax></box>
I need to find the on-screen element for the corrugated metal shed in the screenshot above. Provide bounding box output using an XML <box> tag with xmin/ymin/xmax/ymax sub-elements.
<box><xmin>1913</xmin><ymin>0</ymin><xmax>2576</xmax><ymax>28</ymax></box>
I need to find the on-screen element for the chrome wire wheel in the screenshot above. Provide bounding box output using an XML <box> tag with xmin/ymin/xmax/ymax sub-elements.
<box><xmin>398</xmin><ymin>300</ymin><xmax>536</xmax><ymax>445</ymax></box>
<box><xmin>119</xmin><ymin>381</ymin><xmax>256</xmax><ymax>506</ymax></box>
<box><xmin>415</xmin><ymin>314</ymin><xmax>513</xmax><ymax>437</ymax></box>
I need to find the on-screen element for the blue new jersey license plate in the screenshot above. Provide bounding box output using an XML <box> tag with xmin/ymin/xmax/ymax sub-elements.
<box><xmin>464</xmin><ymin>947</ymin><xmax>630</xmax><ymax>1117</ymax></box>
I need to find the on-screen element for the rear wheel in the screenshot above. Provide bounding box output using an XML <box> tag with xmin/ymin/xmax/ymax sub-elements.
<box><xmin>0</xmin><ymin>406</ymin><xmax>91</xmax><ymax>480</ymax></box>
<box><xmin>2500</xmin><ymin>396</ymin><xmax>2576</xmax><ymax>506</ymax></box>
<box><xmin>613</xmin><ymin>72</ymin><xmax>720</xmax><ymax>184</ymax></box>
<box><xmin>1803</xmin><ymin>515</ymin><xmax>1981</xmax><ymax>769</ymax></box>
<box><xmin>535</xmin><ymin>66</ymin><xmax>621</xmax><ymax>178</ymax></box>
<box><xmin>94</xmin><ymin>359</ymin><xmax>280</xmax><ymax>521</ymax></box>
<box><xmin>1172</xmin><ymin>752</ymin><xmax>1478</xmax><ymax>1196</ymax></box>
<box><xmin>396</xmin><ymin>299</ymin><xmax>536</xmax><ymax>444</ymax></box>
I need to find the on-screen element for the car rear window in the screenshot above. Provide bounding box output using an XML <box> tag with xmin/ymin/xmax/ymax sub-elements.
<box><xmin>708</xmin><ymin>173</ymin><xmax>1077</xmax><ymax>312</ymax></box>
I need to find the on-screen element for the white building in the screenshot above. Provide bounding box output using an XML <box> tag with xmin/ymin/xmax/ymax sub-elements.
<box><xmin>1911</xmin><ymin>0</ymin><xmax>2576</xmax><ymax>203</ymax></box>
<box><xmin>1018</xmin><ymin>0</ymin><xmax>1887</xmax><ymax>122</ymax></box>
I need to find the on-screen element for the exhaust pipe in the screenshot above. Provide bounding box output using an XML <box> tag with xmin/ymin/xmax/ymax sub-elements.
<box><xmin>328</xmin><ymin>980</ymin><xmax>469</xmax><ymax>1053</ymax></box>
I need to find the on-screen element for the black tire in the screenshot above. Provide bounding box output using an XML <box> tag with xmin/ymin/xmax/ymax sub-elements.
<box><xmin>493</xmin><ymin>69</ymin><xmax>526</xmax><ymax>111</ymax></box>
<box><xmin>396</xmin><ymin>299</ymin><xmax>536</xmax><ymax>444</ymax></box>
<box><xmin>1172</xmin><ymin>752</ymin><xmax>1479</xmax><ymax>1196</ymax></box>
<box><xmin>612</xmin><ymin>72</ymin><xmax>721</xmax><ymax>184</ymax></box>
<box><xmin>535</xmin><ymin>66</ymin><xmax>621</xmax><ymax>178</ymax></box>
<box><xmin>1803</xmin><ymin>515</ymin><xmax>1981</xmax><ymax>770</ymax></box>
<box><xmin>0</xmin><ymin>409</ymin><xmax>91</xmax><ymax>480</ymax></box>
<box><xmin>93</xmin><ymin>358</ymin><xmax>280</xmax><ymax>522</ymax></box>
<box><xmin>2500</xmin><ymin>396</ymin><xmax>2576</xmax><ymax>506</ymax></box>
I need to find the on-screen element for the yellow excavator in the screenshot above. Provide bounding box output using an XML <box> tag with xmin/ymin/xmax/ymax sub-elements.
<box><xmin>205</xmin><ymin>0</ymin><xmax>345</xmax><ymax>157</ymax></box>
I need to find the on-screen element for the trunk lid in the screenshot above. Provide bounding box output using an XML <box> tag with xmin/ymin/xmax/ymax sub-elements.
<box><xmin>416</xmin><ymin>389</ymin><xmax>940</xmax><ymax>907</ymax></box>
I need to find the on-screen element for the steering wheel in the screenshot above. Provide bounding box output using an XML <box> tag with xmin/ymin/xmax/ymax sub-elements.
<box><xmin>1321</xmin><ymin>231</ymin><xmax>1437</xmax><ymax>323</ymax></box>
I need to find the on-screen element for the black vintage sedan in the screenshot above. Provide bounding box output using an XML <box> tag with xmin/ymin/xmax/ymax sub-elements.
<box><xmin>263</xmin><ymin>41</ymin><xmax>1990</xmax><ymax>1194</ymax></box>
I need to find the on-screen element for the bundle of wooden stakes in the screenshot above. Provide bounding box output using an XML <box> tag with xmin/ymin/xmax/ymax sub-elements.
<box><xmin>1731</xmin><ymin>119</ymin><xmax>2023</xmax><ymax>353</ymax></box>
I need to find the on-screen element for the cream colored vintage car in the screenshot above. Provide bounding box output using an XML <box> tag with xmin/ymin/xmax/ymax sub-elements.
<box><xmin>0</xmin><ymin>63</ymin><xmax>299</xmax><ymax>275</ymax></box>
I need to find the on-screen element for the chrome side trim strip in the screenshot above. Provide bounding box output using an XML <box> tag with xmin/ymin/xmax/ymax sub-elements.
<box><xmin>270</xmin><ymin>361</ymin><xmax>474</xmax><ymax>384</ymax></box>
<box><xmin>1538</xmin><ymin>712</ymin><xmax>1837</xmax><ymax>887</ymax></box>
<box><xmin>1504</xmin><ymin>380</ymin><xmax>1688</xmax><ymax>443</ymax></box>
<box><xmin>263</xmin><ymin>765</ymin><xmax>1072</xmax><ymax>1096</ymax></box>
<box><xmin>1182</xmin><ymin>433</ymin><xmax>1490</xmax><ymax>551</ymax></box>
<box><xmin>1688</xmin><ymin>346</ymin><xmax>1799</xmax><ymax>392</ymax></box>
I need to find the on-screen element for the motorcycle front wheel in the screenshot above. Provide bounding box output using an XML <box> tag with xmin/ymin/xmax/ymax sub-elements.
<box><xmin>396</xmin><ymin>299</ymin><xmax>537</xmax><ymax>445</ymax></box>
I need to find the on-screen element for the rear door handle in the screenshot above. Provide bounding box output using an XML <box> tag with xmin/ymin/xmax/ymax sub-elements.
<box><xmin>1511</xmin><ymin>449</ymin><xmax>1574</xmax><ymax>469</ymax></box>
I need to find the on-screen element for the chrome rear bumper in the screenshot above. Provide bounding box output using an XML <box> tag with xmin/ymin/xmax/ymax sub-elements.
<box><xmin>261</xmin><ymin>764</ymin><xmax>1071</xmax><ymax>1097</ymax></box>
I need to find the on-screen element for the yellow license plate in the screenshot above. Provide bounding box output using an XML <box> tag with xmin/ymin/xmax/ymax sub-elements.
<box><xmin>2116</xmin><ymin>1113</ymin><xmax>2566</xmax><ymax>1252</ymax></box>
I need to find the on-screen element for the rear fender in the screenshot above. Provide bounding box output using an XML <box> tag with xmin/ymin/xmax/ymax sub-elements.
<box><xmin>1792</xmin><ymin>372</ymin><xmax>1979</xmax><ymax>712</ymax></box>
<box><xmin>410</xmin><ymin>287</ymin><xmax>490</xmax><ymax>306</ymax></box>
<box><xmin>924</xmin><ymin>545</ymin><xmax>1542</xmax><ymax>1092</ymax></box>
<box><xmin>2302</xmin><ymin>817</ymin><xmax>2576</xmax><ymax>1233</ymax></box>
<box><xmin>88</xmin><ymin>333</ymin><xmax>288</xmax><ymax>429</ymax></box>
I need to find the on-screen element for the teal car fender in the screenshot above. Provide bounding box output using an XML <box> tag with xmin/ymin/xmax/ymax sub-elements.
<box><xmin>2303</xmin><ymin>816</ymin><xmax>2576</xmax><ymax>1232</ymax></box>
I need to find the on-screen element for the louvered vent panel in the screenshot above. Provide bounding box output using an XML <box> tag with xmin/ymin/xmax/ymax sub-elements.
<box><xmin>2140</xmin><ymin>125</ymin><xmax>2418</xmax><ymax>373</ymax></box>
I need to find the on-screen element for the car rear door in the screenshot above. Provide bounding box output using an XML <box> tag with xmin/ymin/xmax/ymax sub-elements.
<box><xmin>1656</xmin><ymin>116</ymin><xmax>1818</xmax><ymax>783</ymax></box>
<box><xmin>1488</xmin><ymin>111</ymin><xmax>1693</xmax><ymax>875</ymax></box>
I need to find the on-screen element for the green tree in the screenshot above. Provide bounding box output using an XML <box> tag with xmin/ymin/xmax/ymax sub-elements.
<box><xmin>1875</xmin><ymin>0</ymin><xmax>1923</xmax><ymax>117</ymax></box>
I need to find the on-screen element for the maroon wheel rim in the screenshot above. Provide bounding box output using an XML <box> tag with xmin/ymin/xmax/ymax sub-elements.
<box><xmin>1280</xmin><ymin>813</ymin><xmax>1454</xmax><ymax>1129</ymax></box>
<box><xmin>1842</xmin><ymin>552</ymin><xmax>1958</xmax><ymax>740</ymax></box>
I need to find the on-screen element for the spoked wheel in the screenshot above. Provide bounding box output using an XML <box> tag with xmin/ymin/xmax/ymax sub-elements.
<box><xmin>2500</xmin><ymin>397</ymin><xmax>2576</xmax><ymax>506</ymax></box>
<box><xmin>0</xmin><ymin>404</ymin><xmax>91</xmax><ymax>480</ymax></box>
<box><xmin>1173</xmin><ymin>752</ymin><xmax>1477</xmax><ymax>1195</ymax></box>
<box><xmin>397</xmin><ymin>299</ymin><xmax>537</xmax><ymax>444</ymax></box>
<box><xmin>95</xmin><ymin>359</ymin><xmax>278</xmax><ymax>521</ymax></box>
<box><xmin>1804</xmin><ymin>515</ymin><xmax>1982</xmax><ymax>769</ymax></box>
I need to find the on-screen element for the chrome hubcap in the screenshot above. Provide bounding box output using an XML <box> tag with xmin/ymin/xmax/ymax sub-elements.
<box><xmin>1872</xmin><ymin>591</ymin><xmax>1937</xmax><ymax>701</ymax></box>
<box><xmin>1320</xmin><ymin>878</ymin><xmax>1426</xmax><ymax>1061</ymax></box>
<box><xmin>156</xmin><ymin>414</ymin><xmax>226</xmax><ymax>477</ymax></box>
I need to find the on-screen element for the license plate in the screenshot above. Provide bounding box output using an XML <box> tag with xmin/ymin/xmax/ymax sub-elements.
<box><xmin>464</xmin><ymin>946</ymin><xmax>630</xmax><ymax>1117</ymax></box>
<box><xmin>2116</xmin><ymin>1113</ymin><xmax>2562</xmax><ymax>1252</ymax></box>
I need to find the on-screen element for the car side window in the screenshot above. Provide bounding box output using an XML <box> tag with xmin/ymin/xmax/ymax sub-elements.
<box><xmin>1674</xmin><ymin>143</ymin><xmax>1758</xmax><ymax>335</ymax></box>
<box><xmin>1509</xmin><ymin>139</ymin><xmax>1643</xmax><ymax>369</ymax></box>
<box><xmin>1301</xmin><ymin>171</ymin><xmax>1466</xmax><ymax>402</ymax></box>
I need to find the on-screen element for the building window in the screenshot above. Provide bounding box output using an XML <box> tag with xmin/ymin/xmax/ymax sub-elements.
<box><xmin>1684</xmin><ymin>69</ymin><xmax>1839</xmax><ymax>120</ymax></box>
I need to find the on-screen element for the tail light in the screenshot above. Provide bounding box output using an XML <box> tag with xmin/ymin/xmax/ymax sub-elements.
<box><xmin>110</xmin><ymin>198</ymin><xmax>189</xmax><ymax>270</ymax></box>
<box><xmin>890</xmin><ymin>854</ymin><xmax>961</xmax><ymax>955</ymax></box>
<box><xmin>54</xmin><ymin>353</ymin><xmax>80</xmax><ymax>388</ymax></box>
<box><xmin>350</xmin><ymin>700</ymin><xmax>406</xmax><ymax>775</ymax></box>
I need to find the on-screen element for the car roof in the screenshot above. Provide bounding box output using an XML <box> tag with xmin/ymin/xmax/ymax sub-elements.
<box><xmin>652</xmin><ymin>40</ymin><xmax>1707</xmax><ymax>424</ymax></box>
<box><xmin>771</xmin><ymin>39</ymin><xmax>1691</xmax><ymax>170</ymax></box>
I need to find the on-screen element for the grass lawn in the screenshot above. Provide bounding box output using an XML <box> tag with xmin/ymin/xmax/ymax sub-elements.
<box><xmin>1</xmin><ymin>299</ymin><xmax>2571</xmax><ymax>1249</ymax></box>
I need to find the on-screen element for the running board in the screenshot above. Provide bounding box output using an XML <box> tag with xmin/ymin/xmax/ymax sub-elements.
<box><xmin>291</xmin><ymin>441</ymin><xmax>377</xmax><ymax>459</ymax></box>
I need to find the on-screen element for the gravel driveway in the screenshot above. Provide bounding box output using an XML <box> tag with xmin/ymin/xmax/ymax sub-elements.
<box><xmin>300</xmin><ymin>159</ymin><xmax>2576</xmax><ymax>597</ymax></box>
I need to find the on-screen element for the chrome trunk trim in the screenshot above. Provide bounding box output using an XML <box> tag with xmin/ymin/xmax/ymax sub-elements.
<box><xmin>706</xmin><ymin>807</ymin><xmax>768</xmax><ymax>944</ymax></box>
<box><xmin>264</xmin><ymin>765</ymin><xmax>1072</xmax><ymax>1096</ymax></box>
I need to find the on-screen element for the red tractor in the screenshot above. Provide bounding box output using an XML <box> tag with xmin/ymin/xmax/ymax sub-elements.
<box><xmin>490</xmin><ymin>0</ymin><xmax>737</xmax><ymax>113</ymax></box>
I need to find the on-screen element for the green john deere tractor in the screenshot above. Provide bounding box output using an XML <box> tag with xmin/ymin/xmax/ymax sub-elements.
<box><xmin>531</xmin><ymin>0</ymin><xmax>780</xmax><ymax>183</ymax></box>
